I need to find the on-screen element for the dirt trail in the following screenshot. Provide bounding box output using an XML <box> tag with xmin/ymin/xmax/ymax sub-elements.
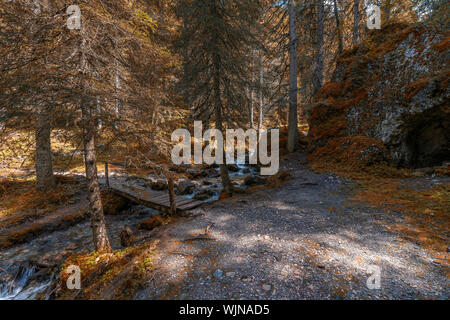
<box><xmin>136</xmin><ymin>152</ymin><xmax>449</xmax><ymax>300</ymax></box>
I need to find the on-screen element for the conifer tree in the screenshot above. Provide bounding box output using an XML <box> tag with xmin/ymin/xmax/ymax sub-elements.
<box><xmin>176</xmin><ymin>0</ymin><xmax>263</xmax><ymax>195</ymax></box>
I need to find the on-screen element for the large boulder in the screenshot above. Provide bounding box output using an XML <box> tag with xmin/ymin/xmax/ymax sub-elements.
<box><xmin>308</xmin><ymin>24</ymin><xmax>449</xmax><ymax>168</ymax></box>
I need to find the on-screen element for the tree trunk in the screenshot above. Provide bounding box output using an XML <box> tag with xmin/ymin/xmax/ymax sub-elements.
<box><xmin>81</xmin><ymin>99</ymin><xmax>112</xmax><ymax>253</ymax></box>
<box><xmin>287</xmin><ymin>0</ymin><xmax>298</xmax><ymax>153</ymax></box>
<box><xmin>383</xmin><ymin>0</ymin><xmax>392</xmax><ymax>22</ymax></box>
<box><xmin>313</xmin><ymin>0</ymin><xmax>324</xmax><ymax>96</ymax></box>
<box><xmin>35</xmin><ymin>105</ymin><xmax>55</xmax><ymax>192</ymax></box>
<box><xmin>249</xmin><ymin>49</ymin><xmax>254</xmax><ymax>129</ymax></box>
<box><xmin>80</xmin><ymin>37</ymin><xmax>111</xmax><ymax>253</ymax></box>
<box><xmin>211</xmin><ymin>3</ymin><xmax>232</xmax><ymax>196</ymax></box>
<box><xmin>214</xmin><ymin>103</ymin><xmax>232</xmax><ymax>196</ymax></box>
<box><xmin>167</xmin><ymin>175</ymin><xmax>176</xmax><ymax>216</ymax></box>
<box><xmin>113</xmin><ymin>59</ymin><xmax>121</xmax><ymax>130</ymax></box>
<box><xmin>33</xmin><ymin>1</ymin><xmax>55</xmax><ymax>192</ymax></box>
<box><xmin>334</xmin><ymin>0</ymin><xmax>343</xmax><ymax>55</ymax></box>
<box><xmin>96</xmin><ymin>97</ymin><xmax>102</xmax><ymax>129</ymax></box>
<box><xmin>258</xmin><ymin>51</ymin><xmax>264</xmax><ymax>139</ymax></box>
<box><xmin>353</xmin><ymin>0</ymin><xmax>360</xmax><ymax>45</ymax></box>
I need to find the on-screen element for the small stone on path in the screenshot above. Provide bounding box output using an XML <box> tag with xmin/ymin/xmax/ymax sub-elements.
<box><xmin>213</xmin><ymin>269</ymin><xmax>224</xmax><ymax>278</ymax></box>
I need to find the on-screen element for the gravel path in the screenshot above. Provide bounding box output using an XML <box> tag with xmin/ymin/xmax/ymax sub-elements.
<box><xmin>137</xmin><ymin>152</ymin><xmax>449</xmax><ymax>300</ymax></box>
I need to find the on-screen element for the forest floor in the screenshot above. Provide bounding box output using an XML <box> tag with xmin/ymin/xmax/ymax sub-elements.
<box><xmin>130</xmin><ymin>152</ymin><xmax>449</xmax><ymax>300</ymax></box>
<box><xmin>1</xmin><ymin>152</ymin><xmax>449</xmax><ymax>300</ymax></box>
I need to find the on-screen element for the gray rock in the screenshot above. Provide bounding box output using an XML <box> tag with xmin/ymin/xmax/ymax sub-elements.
<box><xmin>151</xmin><ymin>179</ymin><xmax>167</xmax><ymax>191</ymax></box>
<box><xmin>176</xmin><ymin>179</ymin><xmax>195</xmax><ymax>195</ymax></box>
<box><xmin>193</xmin><ymin>189</ymin><xmax>216</xmax><ymax>201</ymax></box>
<box><xmin>227</xmin><ymin>164</ymin><xmax>240</xmax><ymax>172</ymax></box>
<box><xmin>244</xmin><ymin>175</ymin><xmax>266</xmax><ymax>186</ymax></box>
<box><xmin>213</xmin><ymin>269</ymin><xmax>224</xmax><ymax>279</ymax></box>
<box><xmin>309</xmin><ymin>27</ymin><xmax>449</xmax><ymax>168</ymax></box>
<box><xmin>262</xmin><ymin>284</ymin><xmax>271</xmax><ymax>291</ymax></box>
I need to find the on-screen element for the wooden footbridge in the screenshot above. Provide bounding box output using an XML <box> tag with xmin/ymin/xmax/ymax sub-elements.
<box><xmin>104</xmin><ymin>161</ymin><xmax>205</xmax><ymax>215</ymax></box>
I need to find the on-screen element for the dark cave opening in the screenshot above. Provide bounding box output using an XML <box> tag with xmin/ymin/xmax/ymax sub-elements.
<box><xmin>405</xmin><ymin>107</ymin><xmax>450</xmax><ymax>168</ymax></box>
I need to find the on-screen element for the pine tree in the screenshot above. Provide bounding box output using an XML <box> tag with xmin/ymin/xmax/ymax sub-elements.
<box><xmin>176</xmin><ymin>0</ymin><xmax>264</xmax><ymax>195</ymax></box>
<box><xmin>0</xmin><ymin>0</ymin><xmax>177</xmax><ymax>252</ymax></box>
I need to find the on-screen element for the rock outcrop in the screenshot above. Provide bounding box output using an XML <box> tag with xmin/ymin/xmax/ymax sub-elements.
<box><xmin>308</xmin><ymin>24</ymin><xmax>449</xmax><ymax>168</ymax></box>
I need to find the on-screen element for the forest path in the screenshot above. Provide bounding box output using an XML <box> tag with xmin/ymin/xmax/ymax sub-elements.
<box><xmin>137</xmin><ymin>152</ymin><xmax>448</xmax><ymax>300</ymax></box>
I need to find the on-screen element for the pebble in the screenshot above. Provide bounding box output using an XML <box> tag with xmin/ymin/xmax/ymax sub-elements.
<box><xmin>262</xmin><ymin>284</ymin><xmax>271</xmax><ymax>291</ymax></box>
<box><xmin>213</xmin><ymin>269</ymin><xmax>224</xmax><ymax>279</ymax></box>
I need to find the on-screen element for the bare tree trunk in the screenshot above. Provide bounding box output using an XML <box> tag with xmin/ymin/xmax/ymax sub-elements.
<box><xmin>258</xmin><ymin>51</ymin><xmax>264</xmax><ymax>139</ymax></box>
<box><xmin>81</xmin><ymin>99</ymin><xmax>111</xmax><ymax>253</ymax></box>
<box><xmin>35</xmin><ymin>105</ymin><xmax>55</xmax><ymax>191</ymax></box>
<box><xmin>211</xmin><ymin>6</ymin><xmax>232</xmax><ymax>196</ymax></box>
<box><xmin>287</xmin><ymin>0</ymin><xmax>298</xmax><ymax>153</ymax></box>
<box><xmin>353</xmin><ymin>0</ymin><xmax>360</xmax><ymax>45</ymax></box>
<box><xmin>32</xmin><ymin>1</ymin><xmax>55</xmax><ymax>192</ymax></box>
<box><xmin>334</xmin><ymin>0</ymin><xmax>343</xmax><ymax>55</ymax></box>
<box><xmin>383</xmin><ymin>0</ymin><xmax>393</xmax><ymax>21</ymax></box>
<box><xmin>113</xmin><ymin>64</ymin><xmax>120</xmax><ymax>130</ymax></box>
<box><xmin>313</xmin><ymin>0</ymin><xmax>324</xmax><ymax>96</ymax></box>
<box><xmin>214</xmin><ymin>103</ymin><xmax>232</xmax><ymax>195</ymax></box>
<box><xmin>249</xmin><ymin>49</ymin><xmax>255</xmax><ymax>129</ymax></box>
<box><xmin>96</xmin><ymin>97</ymin><xmax>102</xmax><ymax>129</ymax></box>
<box><xmin>80</xmin><ymin>37</ymin><xmax>111</xmax><ymax>253</ymax></box>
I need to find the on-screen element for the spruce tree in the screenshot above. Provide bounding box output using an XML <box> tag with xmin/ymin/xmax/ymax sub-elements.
<box><xmin>176</xmin><ymin>0</ymin><xmax>263</xmax><ymax>195</ymax></box>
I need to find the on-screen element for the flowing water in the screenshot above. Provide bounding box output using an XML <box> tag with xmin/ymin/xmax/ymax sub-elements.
<box><xmin>0</xmin><ymin>162</ymin><xmax>262</xmax><ymax>299</ymax></box>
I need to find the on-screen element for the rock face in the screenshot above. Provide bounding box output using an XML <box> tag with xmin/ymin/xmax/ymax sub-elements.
<box><xmin>308</xmin><ymin>24</ymin><xmax>449</xmax><ymax>168</ymax></box>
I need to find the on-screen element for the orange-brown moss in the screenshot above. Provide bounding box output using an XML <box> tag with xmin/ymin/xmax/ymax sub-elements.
<box><xmin>318</xmin><ymin>82</ymin><xmax>343</xmax><ymax>98</ymax></box>
<box><xmin>308</xmin><ymin>23</ymin><xmax>449</xmax><ymax>259</ymax></box>
<box><xmin>432</xmin><ymin>37</ymin><xmax>450</xmax><ymax>52</ymax></box>
<box><xmin>309</xmin><ymin>150</ymin><xmax>449</xmax><ymax>257</ymax></box>
<box><xmin>57</xmin><ymin>242</ymin><xmax>157</xmax><ymax>300</ymax></box>
<box><xmin>404</xmin><ymin>78</ymin><xmax>430</xmax><ymax>100</ymax></box>
<box><xmin>0</xmin><ymin>209</ymin><xmax>89</xmax><ymax>249</ymax></box>
<box><xmin>308</xmin><ymin>136</ymin><xmax>388</xmax><ymax>169</ymax></box>
<box><xmin>0</xmin><ymin>175</ymin><xmax>84</xmax><ymax>222</ymax></box>
<box><xmin>354</xmin><ymin>180</ymin><xmax>449</xmax><ymax>255</ymax></box>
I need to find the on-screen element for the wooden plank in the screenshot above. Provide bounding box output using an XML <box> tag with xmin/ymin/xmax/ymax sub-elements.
<box><xmin>149</xmin><ymin>194</ymin><xmax>169</xmax><ymax>202</ymax></box>
<box><xmin>172</xmin><ymin>197</ymin><xmax>195</xmax><ymax>206</ymax></box>
<box><xmin>109</xmin><ymin>186</ymin><xmax>205</xmax><ymax>212</ymax></box>
<box><xmin>178</xmin><ymin>200</ymin><xmax>205</xmax><ymax>210</ymax></box>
